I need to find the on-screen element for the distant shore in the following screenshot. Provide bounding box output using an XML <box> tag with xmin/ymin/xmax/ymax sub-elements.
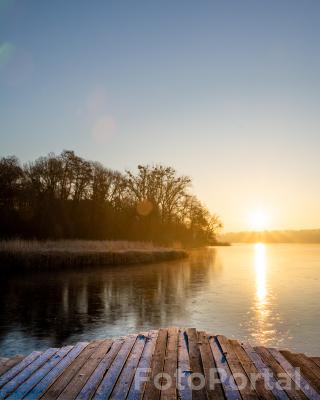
<box><xmin>219</xmin><ymin>228</ymin><xmax>320</xmax><ymax>244</ymax></box>
<box><xmin>0</xmin><ymin>240</ymin><xmax>188</xmax><ymax>271</ymax></box>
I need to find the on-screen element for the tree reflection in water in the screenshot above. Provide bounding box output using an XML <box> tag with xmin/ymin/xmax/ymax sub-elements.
<box><xmin>0</xmin><ymin>249</ymin><xmax>219</xmax><ymax>355</ymax></box>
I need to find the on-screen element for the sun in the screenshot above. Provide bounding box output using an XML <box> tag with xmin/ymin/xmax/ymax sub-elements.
<box><xmin>249</xmin><ymin>210</ymin><xmax>269</xmax><ymax>231</ymax></box>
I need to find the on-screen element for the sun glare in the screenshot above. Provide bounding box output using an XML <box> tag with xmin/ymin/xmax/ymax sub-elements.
<box><xmin>249</xmin><ymin>210</ymin><xmax>269</xmax><ymax>231</ymax></box>
<box><xmin>254</xmin><ymin>242</ymin><xmax>267</xmax><ymax>302</ymax></box>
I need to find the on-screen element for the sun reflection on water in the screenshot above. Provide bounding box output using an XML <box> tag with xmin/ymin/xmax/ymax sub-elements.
<box><xmin>250</xmin><ymin>242</ymin><xmax>276</xmax><ymax>344</ymax></box>
<box><xmin>255</xmin><ymin>242</ymin><xmax>267</xmax><ymax>303</ymax></box>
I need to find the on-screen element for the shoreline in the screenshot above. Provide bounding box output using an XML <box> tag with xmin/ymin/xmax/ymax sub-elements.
<box><xmin>210</xmin><ymin>241</ymin><xmax>231</xmax><ymax>246</ymax></box>
<box><xmin>0</xmin><ymin>240</ymin><xmax>188</xmax><ymax>270</ymax></box>
<box><xmin>0</xmin><ymin>249</ymin><xmax>187</xmax><ymax>270</ymax></box>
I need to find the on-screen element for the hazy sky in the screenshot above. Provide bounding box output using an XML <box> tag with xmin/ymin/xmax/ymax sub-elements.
<box><xmin>1</xmin><ymin>0</ymin><xmax>320</xmax><ymax>231</ymax></box>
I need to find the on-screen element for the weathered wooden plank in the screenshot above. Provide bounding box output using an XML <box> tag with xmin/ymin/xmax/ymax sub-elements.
<box><xmin>76</xmin><ymin>339</ymin><xmax>124</xmax><ymax>400</ymax></box>
<box><xmin>56</xmin><ymin>340</ymin><xmax>113</xmax><ymax>400</ymax></box>
<box><xmin>231</xmin><ymin>341</ymin><xmax>275</xmax><ymax>400</ymax></box>
<box><xmin>280</xmin><ymin>350</ymin><xmax>320</xmax><ymax>393</ymax></box>
<box><xmin>268</xmin><ymin>348</ymin><xmax>320</xmax><ymax>400</ymax></box>
<box><xmin>292</xmin><ymin>352</ymin><xmax>320</xmax><ymax>382</ymax></box>
<box><xmin>208</xmin><ymin>335</ymin><xmax>240</xmax><ymax>400</ymax></box>
<box><xmin>311</xmin><ymin>358</ymin><xmax>320</xmax><ymax>369</ymax></box>
<box><xmin>110</xmin><ymin>333</ymin><xmax>148</xmax><ymax>399</ymax></box>
<box><xmin>254</xmin><ymin>346</ymin><xmax>306</xmax><ymax>400</ymax></box>
<box><xmin>6</xmin><ymin>346</ymin><xmax>73</xmax><ymax>400</ymax></box>
<box><xmin>0</xmin><ymin>347</ymin><xmax>58</xmax><ymax>399</ymax></box>
<box><xmin>0</xmin><ymin>356</ymin><xmax>25</xmax><ymax>378</ymax></box>
<box><xmin>93</xmin><ymin>334</ymin><xmax>138</xmax><ymax>399</ymax></box>
<box><xmin>2</xmin><ymin>328</ymin><xmax>320</xmax><ymax>400</ymax></box>
<box><xmin>127</xmin><ymin>330</ymin><xmax>158</xmax><ymax>400</ymax></box>
<box><xmin>298</xmin><ymin>355</ymin><xmax>320</xmax><ymax>380</ymax></box>
<box><xmin>42</xmin><ymin>340</ymin><xmax>102</xmax><ymax>399</ymax></box>
<box><xmin>217</xmin><ymin>335</ymin><xmax>258</xmax><ymax>400</ymax></box>
<box><xmin>177</xmin><ymin>330</ymin><xmax>192</xmax><ymax>400</ymax></box>
<box><xmin>242</xmin><ymin>343</ymin><xmax>289</xmax><ymax>400</ymax></box>
<box><xmin>24</xmin><ymin>342</ymin><xmax>88</xmax><ymax>400</ymax></box>
<box><xmin>0</xmin><ymin>351</ymin><xmax>42</xmax><ymax>389</ymax></box>
<box><xmin>159</xmin><ymin>327</ymin><xmax>179</xmax><ymax>400</ymax></box>
<box><xmin>198</xmin><ymin>331</ymin><xmax>224</xmax><ymax>400</ymax></box>
<box><xmin>143</xmin><ymin>328</ymin><xmax>168</xmax><ymax>400</ymax></box>
<box><xmin>186</xmin><ymin>328</ymin><xmax>207</xmax><ymax>400</ymax></box>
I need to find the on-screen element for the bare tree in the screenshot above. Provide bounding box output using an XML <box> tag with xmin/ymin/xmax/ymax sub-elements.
<box><xmin>126</xmin><ymin>165</ymin><xmax>191</xmax><ymax>222</ymax></box>
<box><xmin>0</xmin><ymin>151</ymin><xmax>222</xmax><ymax>244</ymax></box>
<box><xmin>0</xmin><ymin>156</ymin><xmax>24</xmax><ymax>207</ymax></box>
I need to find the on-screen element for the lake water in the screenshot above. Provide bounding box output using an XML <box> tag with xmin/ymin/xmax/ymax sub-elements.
<box><xmin>1</xmin><ymin>244</ymin><xmax>319</xmax><ymax>356</ymax></box>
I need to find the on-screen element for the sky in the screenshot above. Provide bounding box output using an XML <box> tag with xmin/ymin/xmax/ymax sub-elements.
<box><xmin>1</xmin><ymin>0</ymin><xmax>320</xmax><ymax>232</ymax></box>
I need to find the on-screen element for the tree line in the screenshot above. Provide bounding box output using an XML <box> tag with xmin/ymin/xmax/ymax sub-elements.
<box><xmin>220</xmin><ymin>229</ymin><xmax>320</xmax><ymax>243</ymax></box>
<box><xmin>0</xmin><ymin>151</ymin><xmax>222</xmax><ymax>245</ymax></box>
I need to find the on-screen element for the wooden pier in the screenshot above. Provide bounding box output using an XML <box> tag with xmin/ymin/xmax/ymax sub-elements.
<box><xmin>0</xmin><ymin>327</ymin><xmax>319</xmax><ymax>399</ymax></box>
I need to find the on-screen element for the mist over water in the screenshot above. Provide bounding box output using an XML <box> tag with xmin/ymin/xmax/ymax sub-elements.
<box><xmin>0</xmin><ymin>244</ymin><xmax>319</xmax><ymax>357</ymax></box>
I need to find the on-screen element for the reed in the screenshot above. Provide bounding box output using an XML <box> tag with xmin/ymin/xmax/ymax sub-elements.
<box><xmin>0</xmin><ymin>240</ymin><xmax>187</xmax><ymax>270</ymax></box>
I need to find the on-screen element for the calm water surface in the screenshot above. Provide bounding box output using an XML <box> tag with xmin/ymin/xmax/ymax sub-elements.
<box><xmin>1</xmin><ymin>244</ymin><xmax>319</xmax><ymax>356</ymax></box>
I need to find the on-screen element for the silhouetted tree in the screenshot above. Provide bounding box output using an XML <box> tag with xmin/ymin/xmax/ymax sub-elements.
<box><xmin>0</xmin><ymin>156</ymin><xmax>23</xmax><ymax>207</ymax></box>
<box><xmin>0</xmin><ymin>151</ymin><xmax>222</xmax><ymax>245</ymax></box>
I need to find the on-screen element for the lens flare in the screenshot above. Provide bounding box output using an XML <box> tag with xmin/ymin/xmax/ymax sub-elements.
<box><xmin>0</xmin><ymin>42</ymin><xmax>15</xmax><ymax>68</ymax></box>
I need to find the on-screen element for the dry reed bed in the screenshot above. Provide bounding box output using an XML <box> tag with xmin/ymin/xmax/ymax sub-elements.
<box><xmin>0</xmin><ymin>240</ymin><xmax>187</xmax><ymax>270</ymax></box>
